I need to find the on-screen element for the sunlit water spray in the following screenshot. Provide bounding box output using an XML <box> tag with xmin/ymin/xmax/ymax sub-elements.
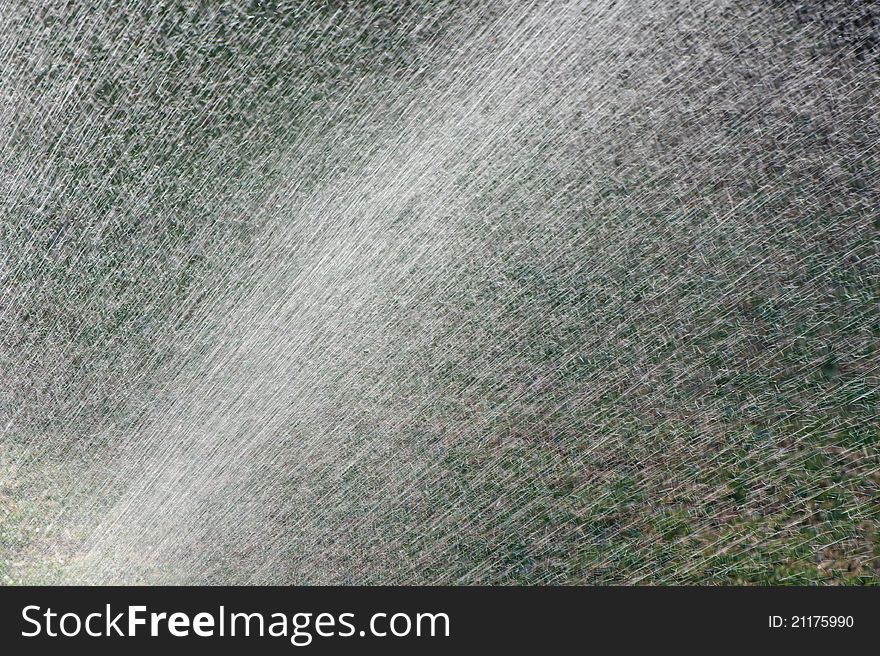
<box><xmin>2</xmin><ymin>1</ymin><xmax>878</xmax><ymax>584</ymax></box>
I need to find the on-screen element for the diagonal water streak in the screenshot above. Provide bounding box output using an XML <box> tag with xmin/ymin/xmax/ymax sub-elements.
<box><xmin>74</xmin><ymin>1</ymin><xmax>609</xmax><ymax>582</ymax></box>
